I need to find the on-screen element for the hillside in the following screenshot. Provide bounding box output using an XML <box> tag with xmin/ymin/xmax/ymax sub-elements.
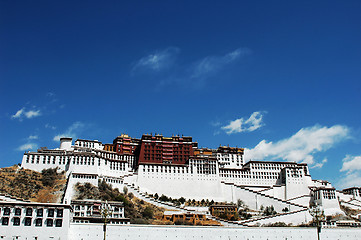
<box><xmin>74</xmin><ymin>180</ymin><xmax>167</xmax><ymax>224</ymax></box>
<box><xmin>0</xmin><ymin>165</ymin><xmax>66</xmax><ymax>203</ymax></box>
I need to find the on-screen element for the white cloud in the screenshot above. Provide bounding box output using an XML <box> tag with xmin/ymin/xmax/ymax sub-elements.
<box><xmin>244</xmin><ymin>125</ymin><xmax>350</xmax><ymax>166</ymax></box>
<box><xmin>17</xmin><ymin>143</ymin><xmax>38</xmax><ymax>151</ymax></box>
<box><xmin>24</xmin><ymin>110</ymin><xmax>41</xmax><ymax>118</ymax></box>
<box><xmin>11</xmin><ymin>108</ymin><xmax>25</xmax><ymax>119</ymax></box>
<box><xmin>11</xmin><ymin>107</ymin><xmax>41</xmax><ymax>120</ymax></box>
<box><xmin>340</xmin><ymin>155</ymin><xmax>361</xmax><ymax>173</ymax></box>
<box><xmin>27</xmin><ymin>135</ymin><xmax>38</xmax><ymax>140</ymax></box>
<box><xmin>191</xmin><ymin>48</ymin><xmax>251</xmax><ymax>79</ymax></box>
<box><xmin>53</xmin><ymin>122</ymin><xmax>85</xmax><ymax>141</ymax></box>
<box><xmin>132</xmin><ymin>47</ymin><xmax>180</xmax><ymax>72</ymax></box>
<box><xmin>336</xmin><ymin>172</ymin><xmax>361</xmax><ymax>189</ymax></box>
<box><xmin>132</xmin><ymin>47</ymin><xmax>251</xmax><ymax>89</ymax></box>
<box><xmin>221</xmin><ymin>111</ymin><xmax>265</xmax><ymax>134</ymax></box>
<box><xmin>336</xmin><ymin>155</ymin><xmax>361</xmax><ymax>189</ymax></box>
<box><xmin>311</xmin><ymin>158</ymin><xmax>328</xmax><ymax>169</ymax></box>
<box><xmin>45</xmin><ymin>124</ymin><xmax>56</xmax><ymax>130</ymax></box>
<box><xmin>210</xmin><ymin>121</ymin><xmax>221</xmax><ymax>127</ymax></box>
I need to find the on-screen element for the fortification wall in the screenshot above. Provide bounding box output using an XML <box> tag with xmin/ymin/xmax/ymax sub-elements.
<box><xmin>244</xmin><ymin>209</ymin><xmax>312</xmax><ymax>226</ymax></box>
<box><xmin>69</xmin><ymin>224</ymin><xmax>361</xmax><ymax>240</ymax></box>
<box><xmin>137</xmin><ymin>172</ymin><xmax>225</xmax><ymax>202</ymax></box>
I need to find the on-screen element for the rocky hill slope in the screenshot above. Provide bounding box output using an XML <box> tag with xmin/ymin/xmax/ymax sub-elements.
<box><xmin>0</xmin><ymin>165</ymin><xmax>66</xmax><ymax>203</ymax></box>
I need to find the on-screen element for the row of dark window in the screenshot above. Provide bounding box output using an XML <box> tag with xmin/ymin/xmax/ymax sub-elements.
<box><xmin>2</xmin><ymin>217</ymin><xmax>62</xmax><ymax>227</ymax></box>
<box><xmin>0</xmin><ymin>207</ymin><xmax>63</xmax><ymax>217</ymax></box>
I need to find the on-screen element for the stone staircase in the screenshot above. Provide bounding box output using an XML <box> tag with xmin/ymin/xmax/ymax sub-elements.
<box><xmin>221</xmin><ymin>181</ymin><xmax>308</xmax><ymax>210</ymax></box>
<box><xmin>341</xmin><ymin>199</ymin><xmax>361</xmax><ymax>210</ymax></box>
<box><xmin>238</xmin><ymin>208</ymin><xmax>309</xmax><ymax>226</ymax></box>
<box><xmin>61</xmin><ymin>171</ymin><xmax>72</xmax><ymax>204</ymax></box>
<box><xmin>121</xmin><ymin>179</ymin><xmax>244</xmax><ymax>227</ymax></box>
<box><xmin>0</xmin><ymin>193</ymin><xmax>29</xmax><ymax>203</ymax></box>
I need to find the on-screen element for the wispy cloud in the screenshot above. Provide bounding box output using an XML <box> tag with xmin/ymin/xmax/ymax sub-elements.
<box><xmin>27</xmin><ymin>135</ymin><xmax>38</xmax><ymax>140</ymax></box>
<box><xmin>132</xmin><ymin>47</ymin><xmax>180</xmax><ymax>73</ymax></box>
<box><xmin>337</xmin><ymin>172</ymin><xmax>361</xmax><ymax>189</ymax></box>
<box><xmin>311</xmin><ymin>158</ymin><xmax>328</xmax><ymax>169</ymax></box>
<box><xmin>337</xmin><ymin>154</ymin><xmax>361</xmax><ymax>189</ymax></box>
<box><xmin>17</xmin><ymin>143</ymin><xmax>38</xmax><ymax>151</ymax></box>
<box><xmin>244</xmin><ymin>125</ymin><xmax>350</xmax><ymax>166</ymax></box>
<box><xmin>131</xmin><ymin>47</ymin><xmax>251</xmax><ymax>89</ymax></box>
<box><xmin>12</xmin><ymin>108</ymin><xmax>25</xmax><ymax>119</ymax></box>
<box><xmin>221</xmin><ymin>111</ymin><xmax>265</xmax><ymax>134</ymax></box>
<box><xmin>191</xmin><ymin>48</ymin><xmax>251</xmax><ymax>79</ymax></box>
<box><xmin>340</xmin><ymin>155</ymin><xmax>361</xmax><ymax>173</ymax></box>
<box><xmin>11</xmin><ymin>107</ymin><xmax>41</xmax><ymax>120</ymax></box>
<box><xmin>24</xmin><ymin>110</ymin><xmax>41</xmax><ymax>118</ymax></box>
<box><xmin>337</xmin><ymin>155</ymin><xmax>361</xmax><ymax>189</ymax></box>
<box><xmin>45</xmin><ymin>124</ymin><xmax>57</xmax><ymax>130</ymax></box>
<box><xmin>53</xmin><ymin>122</ymin><xmax>86</xmax><ymax>141</ymax></box>
<box><xmin>46</xmin><ymin>92</ymin><xmax>55</xmax><ymax>97</ymax></box>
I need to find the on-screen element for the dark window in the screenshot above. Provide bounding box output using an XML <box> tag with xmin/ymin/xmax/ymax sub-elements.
<box><xmin>48</xmin><ymin>209</ymin><xmax>54</xmax><ymax>217</ymax></box>
<box><xmin>4</xmin><ymin>208</ymin><xmax>10</xmax><ymax>215</ymax></box>
<box><xmin>37</xmin><ymin>209</ymin><xmax>43</xmax><ymax>217</ymax></box>
<box><xmin>55</xmin><ymin>219</ymin><xmax>62</xmax><ymax>227</ymax></box>
<box><xmin>26</xmin><ymin>208</ymin><xmax>32</xmax><ymax>216</ymax></box>
<box><xmin>35</xmin><ymin>218</ymin><xmax>42</xmax><ymax>226</ymax></box>
<box><xmin>2</xmin><ymin>217</ymin><xmax>9</xmax><ymax>225</ymax></box>
<box><xmin>46</xmin><ymin>219</ymin><xmax>53</xmax><ymax>227</ymax></box>
<box><xmin>13</xmin><ymin>217</ymin><xmax>20</xmax><ymax>226</ymax></box>
<box><xmin>56</xmin><ymin>209</ymin><xmax>63</xmax><ymax>217</ymax></box>
<box><xmin>24</xmin><ymin>217</ymin><xmax>31</xmax><ymax>226</ymax></box>
<box><xmin>15</xmin><ymin>208</ymin><xmax>21</xmax><ymax>216</ymax></box>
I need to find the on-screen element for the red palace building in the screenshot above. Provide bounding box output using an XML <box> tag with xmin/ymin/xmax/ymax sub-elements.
<box><xmin>113</xmin><ymin>134</ymin><xmax>141</xmax><ymax>155</ymax></box>
<box><xmin>138</xmin><ymin>134</ymin><xmax>198</xmax><ymax>165</ymax></box>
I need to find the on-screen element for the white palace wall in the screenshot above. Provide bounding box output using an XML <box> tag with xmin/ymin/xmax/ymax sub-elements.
<box><xmin>245</xmin><ymin>210</ymin><xmax>313</xmax><ymax>226</ymax></box>
<box><xmin>137</xmin><ymin>164</ymin><xmax>225</xmax><ymax>202</ymax></box>
<box><xmin>69</xmin><ymin>224</ymin><xmax>361</xmax><ymax>240</ymax></box>
<box><xmin>20</xmin><ymin>139</ymin><xmax>346</xmax><ymax>218</ymax></box>
<box><xmin>261</xmin><ymin>185</ymin><xmax>286</xmax><ymax>200</ymax></box>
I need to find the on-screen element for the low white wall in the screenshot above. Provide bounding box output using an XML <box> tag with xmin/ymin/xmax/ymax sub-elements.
<box><xmin>245</xmin><ymin>209</ymin><xmax>312</xmax><ymax>226</ymax></box>
<box><xmin>232</xmin><ymin>185</ymin><xmax>302</xmax><ymax>212</ymax></box>
<box><xmin>69</xmin><ymin>224</ymin><xmax>361</xmax><ymax>240</ymax></box>
<box><xmin>288</xmin><ymin>196</ymin><xmax>310</xmax><ymax>207</ymax></box>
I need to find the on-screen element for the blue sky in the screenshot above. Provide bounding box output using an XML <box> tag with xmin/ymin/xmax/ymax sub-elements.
<box><xmin>1</xmin><ymin>1</ymin><xmax>361</xmax><ymax>189</ymax></box>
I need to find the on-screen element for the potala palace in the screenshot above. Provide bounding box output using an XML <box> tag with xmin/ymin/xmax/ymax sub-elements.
<box><xmin>1</xmin><ymin>134</ymin><xmax>361</xmax><ymax>239</ymax></box>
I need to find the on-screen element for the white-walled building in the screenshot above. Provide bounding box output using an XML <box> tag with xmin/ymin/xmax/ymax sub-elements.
<box><xmin>71</xmin><ymin>199</ymin><xmax>129</xmax><ymax>225</ymax></box>
<box><xmin>19</xmin><ymin>136</ymin><xmax>355</xmax><ymax>222</ymax></box>
<box><xmin>0</xmin><ymin>197</ymin><xmax>71</xmax><ymax>240</ymax></box>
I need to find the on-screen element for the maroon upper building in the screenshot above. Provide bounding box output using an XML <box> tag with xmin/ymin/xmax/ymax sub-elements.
<box><xmin>138</xmin><ymin>134</ymin><xmax>198</xmax><ymax>165</ymax></box>
<box><xmin>112</xmin><ymin>134</ymin><xmax>140</xmax><ymax>155</ymax></box>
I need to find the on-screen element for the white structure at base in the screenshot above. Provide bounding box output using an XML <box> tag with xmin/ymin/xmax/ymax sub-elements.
<box><xmin>20</xmin><ymin>137</ymin><xmax>358</xmax><ymax>221</ymax></box>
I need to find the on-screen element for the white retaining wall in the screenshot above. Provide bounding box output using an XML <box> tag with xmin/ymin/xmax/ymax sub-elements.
<box><xmin>69</xmin><ymin>224</ymin><xmax>361</xmax><ymax>240</ymax></box>
<box><xmin>244</xmin><ymin>210</ymin><xmax>312</xmax><ymax>226</ymax></box>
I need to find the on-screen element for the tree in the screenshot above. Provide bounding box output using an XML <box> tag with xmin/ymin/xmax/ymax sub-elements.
<box><xmin>309</xmin><ymin>205</ymin><xmax>325</xmax><ymax>240</ymax></box>
<box><xmin>263</xmin><ymin>206</ymin><xmax>277</xmax><ymax>216</ymax></box>
<box><xmin>159</xmin><ymin>194</ymin><xmax>169</xmax><ymax>202</ymax></box>
<box><xmin>154</xmin><ymin>193</ymin><xmax>159</xmax><ymax>200</ymax></box>
<box><xmin>179</xmin><ymin>197</ymin><xmax>186</xmax><ymax>204</ymax></box>
<box><xmin>142</xmin><ymin>206</ymin><xmax>154</xmax><ymax>219</ymax></box>
<box><xmin>237</xmin><ymin>199</ymin><xmax>245</xmax><ymax>209</ymax></box>
<box><xmin>123</xmin><ymin>186</ymin><xmax>128</xmax><ymax>195</ymax></box>
<box><xmin>282</xmin><ymin>207</ymin><xmax>289</xmax><ymax>213</ymax></box>
<box><xmin>41</xmin><ymin>168</ymin><xmax>59</xmax><ymax>187</ymax></box>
